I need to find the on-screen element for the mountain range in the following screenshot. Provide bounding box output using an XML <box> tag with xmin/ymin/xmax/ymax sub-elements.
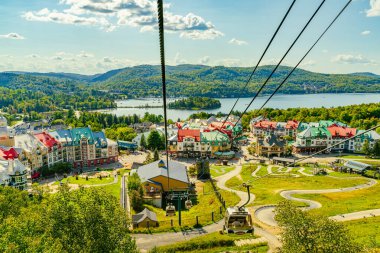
<box><xmin>1</xmin><ymin>65</ymin><xmax>380</xmax><ymax>98</ymax></box>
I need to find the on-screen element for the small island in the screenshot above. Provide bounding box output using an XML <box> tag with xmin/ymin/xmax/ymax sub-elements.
<box><xmin>168</xmin><ymin>97</ymin><xmax>221</xmax><ymax>110</ymax></box>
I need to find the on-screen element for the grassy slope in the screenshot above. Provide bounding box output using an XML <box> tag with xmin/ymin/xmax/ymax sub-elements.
<box><xmin>133</xmin><ymin>181</ymin><xmax>239</xmax><ymax>233</ymax></box>
<box><xmin>294</xmin><ymin>179</ymin><xmax>380</xmax><ymax>217</ymax></box>
<box><xmin>345</xmin><ymin>216</ymin><xmax>380</xmax><ymax>248</ymax></box>
<box><xmin>210</xmin><ymin>165</ymin><xmax>235</xmax><ymax>177</ymax></box>
<box><xmin>226</xmin><ymin>164</ymin><xmax>368</xmax><ymax>206</ymax></box>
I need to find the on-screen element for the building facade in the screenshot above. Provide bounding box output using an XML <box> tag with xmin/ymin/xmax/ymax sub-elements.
<box><xmin>0</xmin><ymin>147</ymin><xmax>28</xmax><ymax>190</ymax></box>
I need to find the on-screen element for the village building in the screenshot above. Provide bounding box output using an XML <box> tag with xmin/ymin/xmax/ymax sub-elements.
<box><xmin>256</xmin><ymin>134</ymin><xmax>286</xmax><ymax>157</ymax></box>
<box><xmin>34</xmin><ymin>132</ymin><xmax>63</xmax><ymax>167</ymax></box>
<box><xmin>50</xmin><ymin>127</ymin><xmax>118</xmax><ymax>168</ymax></box>
<box><xmin>0</xmin><ymin>116</ymin><xmax>15</xmax><ymax>147</ymax></box>
<box><xmin>133</xmin><ymin>160</ymin><xmax>189</xmax><ymax>207</ymax></box>
<box><xmin>327</xmin><ymin>124</ymin><xmax>357</xmax><ymax>152</ymax></box>
<box><xmin>176</xmin><ymin>129</ymin><xmax>201</xmax><ymax>158</ymax></box>
<box><xmin>200</xmin><ymin>131</ymin><xmax>231</xmax><ymax>157</ymax></box>
<box><xmin>354</xmin><ymin>130</ymin><xmax>380</xmax><ymax>152</ymax></box>
<box><xmin>344</xmin><ymin>160</ymin><xmax>371</xmax><ymax>174</ymax></box>
<box><xmin>132</xmin><ymin>208</ymin><xmax>159</xmax><ymax>228</ymax></box>
<box><xmin>14</xmin><ymin>133</ymin><xmax>48</xmax><ymax>170</ymax></box>
<box><xmin>293</xmin><ymin>127</ymin><xmax>332</xmax><ymax>153</ymax></box>
<box><xmin>0</xmin><ymin>147</ymin><xmax>28</xmax><ymax>190</ymax></box>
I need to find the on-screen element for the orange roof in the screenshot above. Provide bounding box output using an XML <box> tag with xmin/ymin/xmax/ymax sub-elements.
<box><xmin>285</xmin><ymin>120</ymin><xmax>299</xmax><ymax>129</ymax></box>
<box><xmin>254</xmin><ymin>120</ymin><xmax>277</xmax><ymax>129</ymax></box>
<box><xmin>178</xmin><ymin>129</ymin><xmax>200</xmax><ymax>142</ymax></box>
<box><xmin>327</xmin><ymin>125</ymin><xmax>357</xmax><ymax>138</ymax></box>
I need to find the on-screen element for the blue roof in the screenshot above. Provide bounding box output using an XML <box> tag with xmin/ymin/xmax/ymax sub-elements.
<box><xmin>93</xmin><ymin>131</ymin><xmax>108</xmax><ymax>148</ymax></box>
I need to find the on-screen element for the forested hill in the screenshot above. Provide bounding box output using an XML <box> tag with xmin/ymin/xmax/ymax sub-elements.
<box><xmin>1</xmin><ymin>65</ymin><xmax>380</xmax><ymax>98</ymax></box>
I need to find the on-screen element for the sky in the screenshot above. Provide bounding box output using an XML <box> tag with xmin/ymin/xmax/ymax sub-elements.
<box><xmin>0</xmin><ymin>0</ymin><xmax>379</xmax><ymax>75</ymax></box>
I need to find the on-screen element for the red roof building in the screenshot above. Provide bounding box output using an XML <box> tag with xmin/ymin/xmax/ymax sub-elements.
<box><xmin>254</xmin><ymin>120</ymin><xmax>278</xmax><ymax>129</ymax></box>
<box><xmin>34</xmin><ymin>132</ymin><xmax>60</xmax><ymax>150</ymax></box>
<box><xmin>327</xmin><ymin>124</ymin><xmax>357</xmax><ymax>138</ymax></box>
<box><xmin>285</xmin><ymin>120</ymin><xmax>299</xmax><ymax>130</ymax></box>
<box><xmin>178</xmin><ymin>129</ymin><xmax>201</xmax><ymax>142</ymax></box>
<box><xmin>0</xmin><ymin>147</ymin><xmax>19</xmax><ymax>160</ymax></box>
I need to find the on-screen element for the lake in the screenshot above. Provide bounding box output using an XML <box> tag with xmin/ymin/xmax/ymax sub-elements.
<box><xmin>96</xmin><ymin>93</ymin><xmax>380</xmax><ymax>120</ymax></box>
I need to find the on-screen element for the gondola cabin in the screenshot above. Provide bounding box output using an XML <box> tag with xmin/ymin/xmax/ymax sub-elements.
<box><xmin>223</xmin><ymin>207</ymin><xmax>253</xmax><ymax>234</ymax></box>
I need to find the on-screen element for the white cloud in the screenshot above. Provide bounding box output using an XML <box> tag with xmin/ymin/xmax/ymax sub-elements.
<box><xmin>366</xmin><ymin>0</ymin><xmax>380</xmax><ymax>17</ymax></box>
<box><xmin>332</xmin><ymin>54</ymin><xmax>377</xmax><ymax>65</ymax></box>
<box><xmin>0</xmin><ymin>33</ymin><xmax>25</xmax><ymax>40</ymax></box>
<box><xmin>174</xmin><ymin>53</ymin><xmax>186</xmax><ymax>65</ymax></box>
<box><xmin>199</xmin><ymin>56</ymin><xmax>210</xmax><ymax>65</ymax></box>
<box><xmin>22</xmin><ymin>8</ymin><xmax>116</xmax><ymax>32</ymax></box>
<box><xmin>228</xmin><ymin>38</ymin><xmax>248</xmax><ymax>46</ymax></box>
<box><xmin>22</xmin><ymin>0</ymin><xmax>223</xmax><ymax>39</ymax></box>
<box><xmin>301</xmin><ymin>60</ymin><xmax>316</xmax><ymax>67</ymax></box>
<box><xmin>216</xmin><ymin>58</ymin><xmax>242</xmax><ymax>67</ymax></box>
<box><xmin>361</xmin><ymin>30</ymin><xmax>371</xmax><ymax>35</ymax></box>
<box><xmin>322</xmin><ymin>49</ymin><xmax>328</xmax><ymax>53</ymax></box>
<box><xmin>26</xmin><ymin>54</ymin><xmax>40</xmax><ymax>59</ymax></box>
<box><xmin>77</xmin><ymin>51</ymin><xmax>94</xmax><ymax>58</ymax></box>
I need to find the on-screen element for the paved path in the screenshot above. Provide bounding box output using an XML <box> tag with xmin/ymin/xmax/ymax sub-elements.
<box><xmin>255</xmin><ymin>178</ymin><xmax>378</xmax><ymax>227</ymax></box>
<box><xmin>251</xmin><ymin>165</ymin><xmax>262</xmax><ymax>177</ymax></box>
<box><xmin>330</xmin><ymin>209</ymin><xmax>380</xmax><ymax>222</ymax></box>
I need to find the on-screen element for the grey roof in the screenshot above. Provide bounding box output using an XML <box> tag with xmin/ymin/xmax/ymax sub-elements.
<box><xmin>134</xmin><ymin>160</ymin><xmax>189</xmax><ymax>184</ymax></box>
<box><xmin>258</xmin><ymin>134</ymin><xmax>285</xmax><ymax>148</ymax></box>
<box><xmin>132</xmin><ymin>208</ymin><xmax>158</xmax><ymax>224</ymax></box>
<box><xmin>344</xmin><ymin>160</ymin><xmax>371</xmax><ymax>172</ymax></box>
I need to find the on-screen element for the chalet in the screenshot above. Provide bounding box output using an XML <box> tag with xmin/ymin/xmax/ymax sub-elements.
<box><xmin>293</xmin><ymin>127</ymin><xmax>332</xmax><ymax>153</ymax></box>
<box><xmin>200</xmin><ymin>131</ymin><xmax>231</xmax><ymax>158</ymax></box>
<box><xmin>176</xmin><ymin>129</ymin><xmax>201</xmax><ymax>157</ymax></box>
<box><xmin>256</xmin><ymin>134</ymin><xmax>285</xmax><ymax>157</ymax></box>
<box><xmin>327</xmin><ymin>124</ymin><xmax>357</xmax><ymax>152</ymax></box>
<box><xmin>251</xmin><ymin>120</ymin><xmax>278</xmax><ymax>137</ymax></box>
<box><xmin>133</xmin><ymin>160</ymin><xmax>189</xmax><ymax>207</ymax></box>
<box><xmin>34</xmin><ymin>132</ymin><xmax>63</xmax><ymax>167</ymax></box>
<box><xmin>132</xmin><ymin>208</ymin><xmax>158</xmax><ymax>228</ymax></box>
<box><xmin>354</xmin><ymin>130</ymin><xmax>380</xmax><ymax>152</ymax></box>
<box><xmin>0</xmin><ymin>147</ymin><xmax>28</xmax><ymax>190</ymax></box>
<box><xmin>285</xmin><ymin>120</ymin><xmax>299</xmax><ymax>137</ymax></box>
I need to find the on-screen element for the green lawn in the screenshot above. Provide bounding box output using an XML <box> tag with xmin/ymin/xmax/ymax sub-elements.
<box><xmin>210</xmin><ymin>165</ymin><xmax>235</xmax><ymax>177</ymax></box>
<box><xmin>345</xmin><ymin>216</ymin><xmax>380</xmax><ymax>249</ymax></box>
<box><xmin>53</xmin><ymin>175</ymin><xmax>114</xmax><ymax>185</ymax></box>
<box><xmin>340</xmin><ymin>155</ymin><xmax>367</xmax><ymax>159</ymax></box>
<box><xmin>293</xmin><ymin>180</ymin><xmax>380</xmax><ymax>217</ymax></box>
<box><xmin>225</xmin><ymin>164</ymin><xmax>369</xmax><ymax>206</ymax></box>
<box><xmin>152</xmin><ymin>232</ymin><xmax>268</xmax><ymax>253</ymax></box>
<box><xmin>328</xmin><ymin>171</ymin><xmax>363</xmax><ymax>178</ymax></box>
<box><xmin>132</xmin><ymin>181</ymin><xmax>239</xmax><ymax>233</ymax></box>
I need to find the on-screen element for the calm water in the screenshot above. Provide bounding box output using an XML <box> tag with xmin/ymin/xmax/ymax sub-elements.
<box><xmin>96</xmin><ymin>93</ymin><xmax>380</xmax><ymax>120</ymax></box>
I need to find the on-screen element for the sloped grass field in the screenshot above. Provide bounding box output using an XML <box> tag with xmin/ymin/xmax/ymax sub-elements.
<box><xmin>132</xmin><ymin>181</ymin><xmax>239</xmax><ymax>233</ymax></box>
<box><xmin>210</xmin><ymin>165</ymin><xmax>235</xmax><ymax>177</ymax></box>
<box><xmin>225</xmin><ymin>164</ymin><xmax>369</xmax><ymax>206</ymax></box>
<box><xmin>345</xmin><ymin>216</ymin><xmax>380</xmax><ymax>249</ymax></box>
<box><xmin>293</xmin><ymin>179</ymin><xmax>380</xmax><ymax>217</ymax></box>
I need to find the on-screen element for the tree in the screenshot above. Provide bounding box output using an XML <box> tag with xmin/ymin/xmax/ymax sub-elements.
<box><xmin>147</xmin><ymin>130</ymin><xmax>164</xmax><ymax>150</ymax></box>
<box><xmin>362</xmin><ymin>139</ymin><xmax>371</xmax><ymax>156</ymax></box>
<box><xmin>0</xmin><ymin>187</ymin><xmax>137</xmax><ymax>253</ymax></box>
<box><xmin>373</xmin><ymin>140</ymin><xmax>380</xmax><ymax>157</ymax></box>
<box><xmin>140</xmin><ymin>134</ymin><xmax>147</xmax><ymax>149</ymax></box>
<box><xmin>275</xmin><ymin>201</ymin><xmax>362</xmax><ymax>253</ymax></box>
<box><xmin>153</xmin><ymin>149</ymin><xmax>160</xmax><ymax>161</ymax></box>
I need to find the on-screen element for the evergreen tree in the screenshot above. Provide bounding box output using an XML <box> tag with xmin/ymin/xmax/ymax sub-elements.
<box><xmin>147</xmin><ymin>130</ymin><xmax>163</xmax><ymax>150</ymax></box>
<box><xmin>362</xmin><ymin>139</ymin><xmax>371</xmax><ymax>156</ymax></box>
<box><xmin>373</xmin><ymin>140</ymin><xmax>380</xmax><ymax>157</ymax></box>
<box><xmin>153</xmin><ymin>149</ymin><xmax>159</xmax><ymax>161</ymax></box>
<box><xmin>140</xmin><ymin>134</ymin><xmax>147</xmax><ymax>149</ymax></box>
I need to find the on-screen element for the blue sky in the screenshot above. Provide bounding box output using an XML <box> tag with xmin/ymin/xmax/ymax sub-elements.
<box><xmin>0</xmin><ymin>0</ymin><xmax>379</xmax><ymax>75</ymax></box>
